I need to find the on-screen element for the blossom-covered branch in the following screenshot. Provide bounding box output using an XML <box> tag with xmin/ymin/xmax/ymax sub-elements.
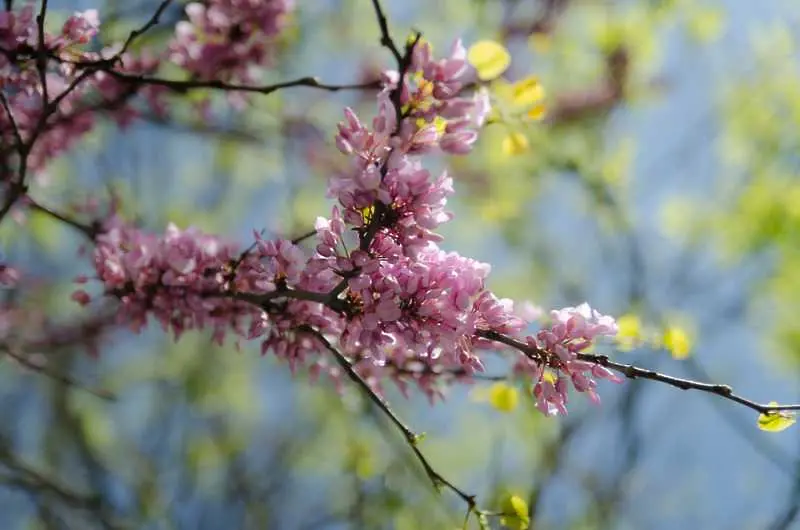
<box><xmin>1</xmin><ymin>0</ymin><xmax>798</xmax><ymax>525</ymax></box>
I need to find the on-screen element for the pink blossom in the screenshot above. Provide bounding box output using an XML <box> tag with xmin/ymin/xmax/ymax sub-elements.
<box><xmin>168</xmin><ymin>0</ymin><xmax>294</xmax><ymax>85</ymax></box>
<box><xmin>513</xmin><ymin>304</ymin><xmax>622</xmax><ymax>415</ymax></box>
<box><xmin>0</xmin><ymin>265</ymin><xmax>19</xmax><ymax>287</ymax></box>
<box><xmin>61</xmin><ymin>10</ymin><xmax>100</xmax><ymax>44</ymax></box>
<box><xmin>71</xmin><ymin>290</ymin><xmax>91</xmax><ymax>306</ymax></box>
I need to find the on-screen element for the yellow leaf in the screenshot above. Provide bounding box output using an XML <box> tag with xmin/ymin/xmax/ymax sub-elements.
<box><xmin>407</xmin><ymin>33</ymin><xmax>431</xmax><ymax>53</ymax></box>
<box><xmin>488</xmin><ymin>382</ymin><xmax>519</xmax><ymax>412</ymax></box>
<box><xmin>758</xmin><ymin>402</ymin><xmax>797</xmax><ymax>432</ymax></box>
<box><xmin>616</xmin><ymin>313</ymin><xmax>642</xmax><ymax>351</ymax></box>
<box><xmin>502</xmin><ymin>131</ymin><xmax>530</xmax><ymax>156</ymax></box>
<box><xmin>468</xmin><ymin>40</ymin><xmax>511</xmax><ymax>81</ymax></box>
<box><xmin>511</xmin><ymin>77</ymin><xmax>545</xmax><ymax>107</ymax></box>
<box><xmin>414</xmin><ymin>116</ymin><xmax>447</xmax><ymax>141</ymax></box>
<box><xmin>526</xmin><ymin>102</ymin><xmax>547</xmax><ymax>121</ymax></box>
<box><xmin>509</xmin><ymin>495</ymin><xmax>528</xmax><ymax>517</ymax></box>
<box><xmin>663</xmin><ymin>325</ymin><xmax>692</xmax><ymax>359</ymax></box>
<box><xmin>500</xmin><ymin>494</ymin><xmax>530</xmax><ymax>529</ymax></box>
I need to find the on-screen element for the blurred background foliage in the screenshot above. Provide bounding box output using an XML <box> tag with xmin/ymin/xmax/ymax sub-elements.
<box><xmin>1</xmin><ymin>0</ymin><xmax>800</xmax><ymax>528</ymax></box>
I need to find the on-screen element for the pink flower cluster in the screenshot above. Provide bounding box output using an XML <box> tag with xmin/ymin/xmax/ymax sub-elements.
<box><xmin>0</xmin><ymin>8</ymin><xmax>105</xmax><ymax>172</ymax></box>
<box><xmin>330</xmin><ymin>40</ymin><xmax>490</xmax><ymax>256</ymax></box>
<box><xmin>68</xmin><ymin>37</ymin><xmax>622</xmax><ymax>412</ymax></box>
<box><xmin>76</xmin><ymin>218</ymin><xmax>247</xmax><ymax>341</ymax></box>
<box><xmin>389</xmin><ymin>39</ymin><xmax>490</xmax><ymax>154</ymax></box>
<box><xmin>515</xmin><ymin>303</ymin><xmax>622</xmax><ymax>415</ymax></box>
<box><xmin>78</xmin><ymin>209</ymin><xmax>622</xmax><ymax>410</ymax></box>
<box><xmin>0</xmin><ymin>2</ymin><xmax>295</xmax><ymax>177</ymax></box>
<box><xmin>169</xmin><ymin>0</ymin><xmax>294</xmax><ymax>83</ymax></box>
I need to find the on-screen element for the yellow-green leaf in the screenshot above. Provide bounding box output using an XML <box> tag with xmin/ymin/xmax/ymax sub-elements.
<box><xmin>511</xmin><ymin>77</ymin><xmax>545</xmax><ymax>107</ymax></box>
<box><xmin>526</xmin><ymin>102</ymin><xmax>547</xmax><ymax>121</ymax></box>
<box><xmin>758</xmin><ymin>402</ymin><xmax>797</xmax><ymax>432</ymax></box>
<box><xmin>468</xmin><ymin>40</ymin><xmax>511</xmax><ymax>81</ymax></box>
<box><xmin>500</xmin><ymin>494</ymin><xmax>530</xmax><ymax>529</ymax></box>
<box><xmin>488</xmin><ymin>382</ymin><xmax>519</xmax><ymax>412</ymax></box>
<box><xmin>616</xmin><ymin>313</ymin><xmax>643</xmax><ymax>351</ymax></box>
<box><xmin>501</xmin><ymin>131</ymin><xmax>530</xmax><ymax>156</ymax></box>
<box><xmin>663</xmin><ymin>325</ymin><xmax>692</xmax><ymax>359</ymax></box>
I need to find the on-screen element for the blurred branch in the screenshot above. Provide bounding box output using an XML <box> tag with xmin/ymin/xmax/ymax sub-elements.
<box><xmin>139</xmin><ymin>113</ymin><xmax>263</xmax><ymax>144</ymax></box>
<box><xmin>27</xmin><ymin>198</ymin><xmax>100</xmax><ymax>240</ymax></box>
<box><xmin>51</xmin><ymin>381</ymin><xmax>121</xmax><ymax>530</ymax></box>
<box><xmin>500</xmin><ymin>0</ymin><xmax>633</xmax><ymax>125</ymax></box>
<box><xmin>501</xmin><ymin>0</ymin><xmax>569</xmax><ymax>40</ymax></box>
<box><xmin>0</xmin><ymin>444</ymin><xmax>117</xmax><ymax>527</ymax></box>
<box><xmin>528</xmin><ymin>416</ymin><xmax>584</xmax><ymax>526</ymax></box>
<box><xmin>547</xmin><ymin>48</ymin><xmax>631</xmax><ymax>124</ymax></box>
<box><xmin>2</xmin><ymin>347</ymin><xmax>114</xmax><ymax>400</ymax></box>
<box><xmin>99</xmin><ymin>71</ymin><xmax>383</xmax><ymax>96</ymax></box>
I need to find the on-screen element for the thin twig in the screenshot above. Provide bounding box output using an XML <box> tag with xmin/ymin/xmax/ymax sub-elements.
<box><xmin>302</xmin><ymin>326</ymin><xmax>479</xmax><ymax>511</ymax></box>
<box><xmin>3</xmin><ymin>348</ymin><xmax>114</xmax><ymax>400</ymax></box>
<box><xmin>115</xmin><ymin>0</ymin><xmax>174</xmax><ymax>60</ymax></box>
<box><xmin>27</xmin><ymin>199</ymin><xmax>99</xmax><ymax>240</ymax></box>
<box><xmin>476</xmin><ymin>329</ymin><xmax>800</xmax><ymax>415</ymax></box>
<box><xmin>234</xmin><ymin>288</ymin><xmax>331</xmax><ymax>307</ymax></box>
<box><xmin>369</xmin><ymin>0</ymin><xmax>403</xmax><ymax>64</ymax></box>
<box><xmin>99</xmin><ymin>71</ymin><xmax>382</xmax><ymax>95</ymax></box>
<box><xmin>579</xmin><ymin>353</ymin><xmax>800</xmax><ymax>414</ymax></box>
<box><xmin>0</xmin><ymin>93</ymin><xmax>23</xmax><ymax>147</ymax></box>
<box><xmin>291</xmin><ymin>229</ymin><xmax>317</xmax><ymax>245</ymax></box>
<box><xmin>35</xmin><ymin>0</ymin><xmax>49</xmax><ymax>105</ymax></box>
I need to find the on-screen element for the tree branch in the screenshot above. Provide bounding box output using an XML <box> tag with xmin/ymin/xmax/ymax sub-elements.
<box><xmin>115</xmin><ymin>0</ymin><xmax>174</xmax><ymax>60</ymax></box>
<box><xmin>2</xmin><ymin>347</ymin><xmax>114</xmax><ymax>401</ymax></box>
<box><xmin>97</xmin><ymin>71</ymin><xmax>382</xmax><ymax>96</ymax></box>
<box><xmin>369</xmin><ymin>0</ymin><xmax>403</xmax><ymax>64</ymax></box>
<box><xmin>477</xmin><ymin>329</ymin><xmax>800</xmax><ymax>415</ymax></box>
<box><xmin>301</xmin><ymin>326</ymin><xmax>481</xmax><ymax>514</ymax></box>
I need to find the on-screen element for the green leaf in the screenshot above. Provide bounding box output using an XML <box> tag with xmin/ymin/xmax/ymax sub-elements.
<box><xmin>758</xmin><ymin>402</ymin><xmax>797</xmax><ymax>432</ymax></box>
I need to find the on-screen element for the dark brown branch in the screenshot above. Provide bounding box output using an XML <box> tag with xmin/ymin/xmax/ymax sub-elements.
<box><xmin>578</xmin><ymin>353</ymin><xmax>800</xmax><ymax>414</ymax></box>
<box><xmin>35</xmin><ymin>0</ymin><xmax>49</xmax><ymax>105</ymax></box>
<box><xmin>476</xmin><ymin>329</ymin><xmax>800</xmax><ymax>415</ymax></box>
<box><xmin>99</xmin><ymin>71</ymin><xmax>382</xmax><ymax>95</ymax></box>
<box><xmin>234</xmin><ymin>288</ymin><xmax>331</xmax><ymax>307</ymax></box>
<box><xmin>291</xmin><ymin>229</ymin><xmax>317</xmax><ymax>245</ymax></box>
<box><xmin>300</xmin><ymin>325</ymin><xmax>480</xmax><ymax>512</ymax></box>
<box><xmin>28</xmin><ymin>199</ymin><xmax>100</xmax><ymax>240</ymax></box>
<box><xmin>0</xmin><ymin>93</ymin><xmax>22</xmax><ymax>148</ymax></box>
<box><xmin>115</xmin><ymin>0</ymin><xmax>174</xmax><ymax>60</ymax></box>
<box><xmin>369</xmin><ymin>0</ymin><xmax>403</xmax><ymax>64</ymax></box>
